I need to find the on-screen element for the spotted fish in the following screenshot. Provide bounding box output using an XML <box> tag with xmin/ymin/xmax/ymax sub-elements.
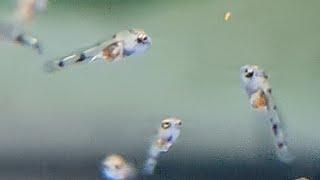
<box><xmin>143</xmin><ymin>117</ymin><xmax>182</xmax><ymax>175</ymax></box>
<box><xmin>45</xmin><ymin>29</ymin><xmax>151</xmax><ymax>72</ymax></box>
<box><xmin>240</xmin><ymin>65</ymin><xmax>294</xmax><ymax>163</ymax></box>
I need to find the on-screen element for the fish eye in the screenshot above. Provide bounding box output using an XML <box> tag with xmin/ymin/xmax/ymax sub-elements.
<box><xmin>244</xmin><ymin>69</ymin><xmax>248</xmax><ymax>73</ymax></box>
<box><xmin>137</xmin><ymin>38</ymin><xmax>143</xmax><ymax>43</ymax></box>
<box><xmin>245</xmin><ymin>71</ymin><xmax>254</xmax><ymax>78</ymax></box>
<box><xmin>161</xmin><ymin>122</ymin><xmax>171</xmax><ymax>129</ymax></box>
<box><xmin>177</xmin><ymin>121</ymin><xmax>182</xmax><ymax>126</ymax></box>
<box><xmin>143</xmin><ymin>36</ymin><xmax>148</xmax><ymax>41</ymax></box>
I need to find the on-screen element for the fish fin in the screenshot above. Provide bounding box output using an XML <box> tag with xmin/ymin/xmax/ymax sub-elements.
<box><xmin>142</xmin><ymin>157</ymin><xmax>157</xmax><ymax>175</ymax></box>
<box><xmin>44</xmin><ymin>53</ymin><xmax>92</xmax><ymax>73</ymax></box>
<box><xmin>265</xmin><ymin>93</ymin><xmax>295</xmax><ymax>163</ymax></box>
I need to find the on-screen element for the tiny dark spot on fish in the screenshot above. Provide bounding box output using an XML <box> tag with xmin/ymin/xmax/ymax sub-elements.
<box><xmin>268</xmin><ymin>88</ymin><xmax>272</xmax><ymax>94</ymax></box>
<box><xmin>167</xmin><ymin>136</ymin><xmax>173</xmax><ymax>142</ymax></box>
<box><xmin>278</xmin><ymin>143</ymin><xmax>284</xmax><ymax>148</ymax></box>
<box><xmin>272</xmin><ymin>124</ymin><xmax>278</xmax><ymax>135</ymax></box>
<box><xmin>58</xmin><ymin>61</ymin><xmax>64</xmax><ymax>67</ymax></box>
<box><xmin>137</xmin><ymin>38</ymin><xmax>143</xmax><ymax>43</ymax></box>
<box><xmin>75</xmin><ymin>53</ymin><xmax>86</xmax><ymax>63</ymax></box>
<box><xmin>245</xmin><ymin>72</ymin><xmax>254</xmax><ymax>78</ymax></box>
<box><xmin>15</xmin><ymin>34</ymin><xmax>23</xmax><ymax>42</ymax></box>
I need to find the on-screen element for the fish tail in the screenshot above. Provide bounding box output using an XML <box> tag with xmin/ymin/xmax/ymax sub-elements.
<box><xmin>267</xmin><ymin>103</ymin><xmax>295</xmax><ymax>163</ymax></box>
<box><xmin>142</xmin><ymin>144</ymin><xmax>161</xmax><ymax>175</ymax></box>
<box><xmin>44</xmin><ymin>52</ymin><xmax>95</xmax><ymax>73</ymax></box>
<box><xmin>142</xmin><ymin>157</ymin><xmax>158</xmax><ymax>175</ymax></box>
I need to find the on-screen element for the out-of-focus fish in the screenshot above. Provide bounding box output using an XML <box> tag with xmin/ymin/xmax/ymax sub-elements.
<box><xmin>0</xmin><ymin>0</ymin><xmax>46</xmax><ymax>54</ymax></box>
<box><xmin>143</xmin><ymin>117</ymin><xmax>182</xmax><ymax>175</ymax></box>
<box><xmin>0</xmin><ymin>22</ymin><xmax>42</xmax><ymax>53</ymax></box>
<box><xmin>101</xmin><ymin>154</ymin><xmax>136</xmax><ymax>180</ymax></box>
<box><xmin>13</xmin><ymin>0</ymin><xmax>48</xmax><ymax>24</ymax></box>
<box><xmin>45</xmin><ymin>29</ymin><xmax>151</xmax><ymax>72</ymax></box>
<box><xmin>240</xmin><ymin>65</ymin><xmax>294</xmax><ymax>163</ymax></box>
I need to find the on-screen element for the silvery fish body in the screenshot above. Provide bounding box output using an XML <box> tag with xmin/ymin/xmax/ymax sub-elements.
<box><xmin>240</xmin><ymin>65</ymin><xmax>294</xmax><ymax>163</ymax></box>
<box><xmin>45</xmin><ymin>29</ymin><xmax>151</xmax><ymax>72</ymax></box>
<box><xmin>143</xmin><ymin>118</ymin><xmax>182</xmax><ymax>175</ymax></box>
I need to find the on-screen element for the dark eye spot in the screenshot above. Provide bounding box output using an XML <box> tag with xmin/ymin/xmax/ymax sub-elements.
<box><xmin>137</xmin><ymin>38</ymin><xmax>143</xmax><ymax>43</ymax></box>
<box><xmin>244</xmin><ymin>69</ymin><xmax>248</xmax><ymax>73</ymax></box>
<box><xmin>245</xmin><ymin>71</ymin><xmax>254</xmax><ymax>78</ymax></box>
<box><xmin>167</xmin><ymin>135</ymin><xmax>173</xmax><ymax>142</ymax></box>
<box><xmin>277</xmin><ymin>142</ymin><xmax>284</xmax><ymax>149</ymax></box>
<box><xmin>161</xmin><ymin>122</ymin><xmax>171</xmax><ymax>129</ymax></box>
<box><xmin>272</xmin><ymin>124</ymin><xmax>278</xmax><ymax>135</ymax></box>
<box><xmin>143</xmin><ymin>36</ymin><xmax>148</xmax><ymax>41</ymax></box>
<box><xmin>178</xmin><ymin>121</ymin><xmax>182</xmax><ymax>126</ymax></box>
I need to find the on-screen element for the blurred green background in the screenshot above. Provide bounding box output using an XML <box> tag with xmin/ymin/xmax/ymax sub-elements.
<box><xmin>0</xmin><ymin>0</ymin><xmax>319</xmax><ymax>179</ymax></box>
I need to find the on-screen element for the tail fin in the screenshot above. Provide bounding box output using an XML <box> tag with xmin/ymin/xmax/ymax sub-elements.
<box><xmin>266</xmin><ymin>97</ymin><xmax>295</xmax><ymax>163</ymax></box>
<box><xmin>43</xmin><ymin>40</ymin><xmax>111</xmax><ymax>73</ymax></box>
<box><xmin>44</xmin><ymin>52</ymin><xmax>97</xmax><ymax>73</ymax></box>
<box><xmin>142</xmin><ymin>157</ymin><xmax>158</xmax><ymax>175</ymax></box>
<box><xmin>142</xmin><ymin>144</ymin><xmax>161</xmax><ymax>175</ymax></box>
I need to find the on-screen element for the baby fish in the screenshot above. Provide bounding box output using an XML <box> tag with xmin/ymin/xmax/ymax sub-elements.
<box><xmin>240</xmin><ymin>65</ymin><xmax>294</xmax><ymax>163</ymax></box>
<box><xmin>101</xmin><ymin>154</ymin><xmax>136</xmax><ymax>180</ymax></box>
<box><xmin>0</xmin><ymin>0</ymin><xmax>45</xmax><ymax>54</ymax></box>
<box><xmin>0</xmin><ymin>22</ymin><xmax>42</xmax><ymax>54</ymax></box>
<box><xmin>45</xmin><ymin>29</ymin><xmax>151</xmax><ymax>72</ymax></box>
<box><xmin>143</xmin><ymin>117</ymin><xmax>182</xmax><ymax>175</ymax></box>
<box><xmin>14</xmin><ymin>0</ymin><xmax>48</xmax><ymax>24</ymax></box>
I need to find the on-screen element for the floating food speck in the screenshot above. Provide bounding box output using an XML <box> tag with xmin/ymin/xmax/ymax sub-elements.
<box><xmin>224</xmin><ymin>12</ymin><xmax>232</xmax><ymax>21</ymax></box>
